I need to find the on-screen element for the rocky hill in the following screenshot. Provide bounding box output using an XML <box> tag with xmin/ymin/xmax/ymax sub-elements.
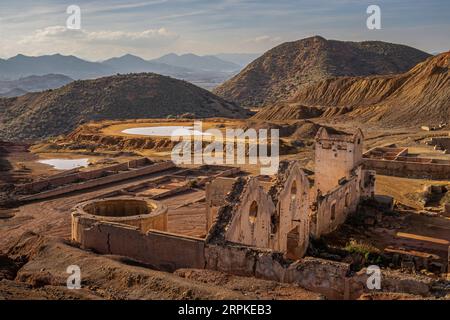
<box><xmin>254</xmin><ymin>52</ymin><xmax>450</xmax><ymax>126</ymax></box>
<box><xmin>213</xmin><ymin>36</ymin><xmax>431</xmax><ymax>107</ymax></box>
<box><xmin>252</xmin><ymin>104</ymin><xmax>324</xmax><ymax>121</ymax></box>
<box><xmin>0</xmin><ymin>73</ymin><xmax>249</xmax><ymax>141</ymax></box>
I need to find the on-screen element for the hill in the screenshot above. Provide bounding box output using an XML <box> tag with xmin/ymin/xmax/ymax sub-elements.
<box><xmin>213</xmin><ymin>36</ymin><xmax>431</xmax><ymax>107</ymax></box>
<box><xmin>0</xmin><ymin>73</ymin><xmax>249</xmax><ymax>141</ymax></box>
<box><xmin>254</xmin><ymin>52</ymin><xmax>450</xmax><ymax>126</ymax></box>
<box><xmin>252</xmin><ymin>104</ymin><xmax>324</xmax><ymax>121</ymax></box>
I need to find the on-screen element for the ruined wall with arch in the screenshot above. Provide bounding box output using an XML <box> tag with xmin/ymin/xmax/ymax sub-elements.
<box><xmin>269</xmin><ymin>161</ymin><xmax>310</xmax><ymax>258</ymax></box>
<box><xmin>224</xmin><ymin>178</ymin><xmax>275</xmax><ymax>248</ymax></box>
<box><xmin>207</xmin><ymin>161</ymin><xmax>311</xmax><ymax>259</ymax></box>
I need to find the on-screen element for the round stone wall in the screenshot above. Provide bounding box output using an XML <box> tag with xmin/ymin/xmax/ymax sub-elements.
<box><xmin>72</xmin><ymin>197</ymin><xmax>168</xmax><ymax>242</ymax></box>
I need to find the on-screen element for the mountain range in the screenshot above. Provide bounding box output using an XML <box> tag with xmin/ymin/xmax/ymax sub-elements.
<box><xmin>0</xmin><ymin>74</ymin><xmax>73</xmax><ymax>97</ymax></box>
<box><xmin>0</xmin><ymin>53</ymin><xmax>248</xmax><ymax>91</ymax></box>
<box><xmin>152</xmin><ymin>53</ymin><xmax>240</xmax><ymax>72</ymax></box>
<box><xmin>213</xmin><ymin>36</ymin><xmax>432</xmax><ymax>107</ymax></box>
<box><xmin>214</xmin><ymin>53</ymin><xmax>261</xmax><ymax>67</ymax></box>
<box><xmin>0</xmin><ymin>35</ymin><xmax>447</xmax><ymax>140</ymax></box>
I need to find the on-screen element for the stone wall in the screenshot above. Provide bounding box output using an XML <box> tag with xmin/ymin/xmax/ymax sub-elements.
<box><xmin>225</xmin><ymin>178</ymin><xmax>275</xmax><ymax>248</ymax></box>
<box><xmin>72</xmin><ymin>197</ymin><xmax>168</xmax><ymax>234</ymax></box>
<box><xmin>314</xmin><ymin>128</ymin><xmax>363</xmax><ymax>194</ymax></box>
<box><xmin>207</xmin><ymin>161</ymin><xmax>311</xmax><ymax>258</ymax></box>
<box><xmin>428</xmin><ymin>137</ymin><xmax>450</xmax><ymax>153</ymax></box>
<box><xmin>205</xmin><ymin>177</ymin><xmax>236</xmax><ymax>232</ymax></box>
<box><xmin>204</xmin><ymin>243</ymin><xmax>433</xmax><ymax>300</ymax></box>
<box><xmin>363</xmin><ymin>158</ymin><xmax>450</xmax><ymax>180</ymax></box>
<box><xmin>17</xmin><ymin>160</ymin><xmax>175</xmax><ymax>201</ymax></box>
<box><xmin>73</xmin><ymin>219</ymin><xmax>205</xmax><ymax>272</ymax></box>
<box><xmin>268</xmin><ymin>161</ymin><xmax>310</xmax><ymax>258</ymax></box>
<box><xmin>311</xmin><ymin>176</ymin><xmax>360</xmax><ymax>238</ymax></box>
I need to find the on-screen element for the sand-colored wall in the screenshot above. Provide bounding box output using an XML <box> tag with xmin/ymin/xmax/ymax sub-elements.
<box><xmin>429</xmin><ymin>137</ymin><xmax>450</xmax><ymax>153</ymax></box>
<box><xmin>314</xmin><ymin>128</ymin><xmax>363</xmax><ymax>194</ymax></box>
<box><xmin>18</xmin><ymin>161</ymin><xmax>175</xmax><ymax>201</ymax></box>
<box><xmin>72</xmin><ymin>217</ymin><xmax>205</xmax><ymax>271</ymax></box>
<box><xmin>225</xmin><ymin>178</ymin><xmax>275</xmax><ymax>248</ymax></box>
<box><xmin>363</xmin><ymin>158</ymin><xmax>450</xmax><ymax>180</ymax></box>
<box><xmin>204</xmin><ymin>244</ymin><xmax>432</xmax><ymax>300</ymax></box>
<box><xmin>73</xmin><ymin>198</ymin><xmax>168</xmax><ymax>233</ymax></box>
<box><xmin>205</xmin><ymin>177</ymin><xmax>236</xmax><ymax>232</ymax></box>
<box><xmin>312</xmin><ymin>176</ymin><xmax>360</xmax><ymax>238</ymax></box>
<box><xmin>271</xmin><ymin>162</ymin><xmax>310</xmax><ymax>258</ymax></box>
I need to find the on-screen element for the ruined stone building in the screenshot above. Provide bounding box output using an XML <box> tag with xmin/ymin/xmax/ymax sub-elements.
<box><xmin>309</xmin><ymin>128</ymin><xmax>375</xmax><ymax>238</ymax></box>
<box><xmin>205</xmin><ymin>127</ymin><xmax>375</xmax><ymax>259</ymax></box>
<box><xmin>206</xmin><ymin>161</ymin><xmax>311</xmax><ymax>259</ymax></box>
<box><xmin>69</xmin><ymin>127</ymin><xmax>375</xmax><ymax>265</ymax></box>
<box><xmin>9</xmin><ymin>123</ymin><xmax>443</xmax><ymax>299</ymax></box>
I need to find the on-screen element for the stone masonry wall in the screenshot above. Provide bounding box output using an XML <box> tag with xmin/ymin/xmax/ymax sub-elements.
<box><xmin>73</xmin><ymin>219</ymin><xmax>205</xmax><ymax>272</ymax></box>
<box><xmin>18</xmin><ymin>161</ymin><xmax>175</xmax><ymax>201</ymax></box>
<box><xmin>363</xmin><ymin>158</ymin><xmax>450</xmax><ymax>180</ymax></box>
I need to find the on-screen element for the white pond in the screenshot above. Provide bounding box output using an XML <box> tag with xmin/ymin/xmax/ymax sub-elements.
<box><xmin>122</xmin><ymin>126</ymin><xmax>212</xmax><ymax>137</ymax></box>
<box><xmin>38</xmin><ymin>158</ymin><xmax>90</xmax><ymax>170</ymax></box>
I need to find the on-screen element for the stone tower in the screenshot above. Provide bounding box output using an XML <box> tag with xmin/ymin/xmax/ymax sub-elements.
<box><xmin>314</xmin><ymin>127</ymin><xmax>364</xmax><ymax>194</ymax></box>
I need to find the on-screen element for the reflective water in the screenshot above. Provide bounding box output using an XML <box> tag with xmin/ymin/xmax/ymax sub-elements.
<box><xmin>38</xmin><ymin>158</ymin><xmax>90</xmax><ymax>170</ymax></box>
<box><xmin>122</xmin><ymin>126</ymin><xmax>211</xmax><ymax>137</ymax></box>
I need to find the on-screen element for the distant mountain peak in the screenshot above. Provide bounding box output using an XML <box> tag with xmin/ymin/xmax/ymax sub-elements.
<box><xmin>152</xmin><ymin>53</ymin><xmax>240</xmax><ymax>72</ymax></box>
<box><xmin>9</xmin><ymin>54</ymin><xmax>29</xmax><ymax>60</ymax></box>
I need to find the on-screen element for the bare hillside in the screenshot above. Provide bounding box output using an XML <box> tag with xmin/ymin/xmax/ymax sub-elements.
<box><xmin>285</xmin><ymin>52</ymin><xmax>450</xmax><ymax>126</ymax></box>
<box><xmin>213</xmin><ymin>36</ymin><xmax>431</xmax><ymax>107</ymax></box>
<box><xmin>0</xmin><ymin>73</ymin><xmax>249</xmax><ymax>141</ymax></box>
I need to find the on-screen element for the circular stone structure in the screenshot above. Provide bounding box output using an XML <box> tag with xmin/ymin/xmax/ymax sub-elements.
<box><xmin>72</xmin><ymin>197</ymin><xmax>168</xmax><ymax>242</ymax></box>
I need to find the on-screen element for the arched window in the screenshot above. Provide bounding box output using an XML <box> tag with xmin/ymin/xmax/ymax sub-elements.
<box><xmin>331</xmin><ymin>203</ymin><xmax>336</xmax><ymax>221</ymax></box>
<box><xmin>249</xmin><ymin>201</ymin><xmax>258</xmax><ymax>224</ymax></box>
<box><xmin>290</xmin><ymin>181</ymin><xmax>297</xmax><ymax>201</ymax></box>
<box><xmin>345</xmin><ymin>192</ymin><xmax>350</xmax><ymax>208</ymax></box>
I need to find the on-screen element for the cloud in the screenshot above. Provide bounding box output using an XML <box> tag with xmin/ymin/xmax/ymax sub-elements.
<box><xmin>86</xmin><ymin>0</ymin><xmax>169</xmax><ymax>14</ymax></box>
<box><xmin>245</xmin><ymin>35</ymin><xmax>282</xmax><ymax>44</ymax></box>
<box><xmin>19</xmin><ymin>26</ymin><xmax>179</xmax><ymax>48</ymax></box>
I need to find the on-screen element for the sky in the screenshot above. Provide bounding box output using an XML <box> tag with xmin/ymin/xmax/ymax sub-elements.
<box><xmin>0</xmin><ymin>0</ymin><xmax>449</xmax><ymax>61</ymax></box>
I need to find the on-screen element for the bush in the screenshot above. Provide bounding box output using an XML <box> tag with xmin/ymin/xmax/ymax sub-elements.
<box><xmin>345</xmin><ymin>240</ymin><xmax>380</xmax><ymax>259</ymax></box>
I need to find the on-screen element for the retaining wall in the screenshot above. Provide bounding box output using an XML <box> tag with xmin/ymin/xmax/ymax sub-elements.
<box><xmin>363</xmin><ymin>158</ymin><xmax>450</xmax><ymax>180</ymax></box>
<box><xmin>74</xmin><ymin>219</ymin><xmax>205</xmax><ymax>271</ymax></box>
<box><xmin>204</xmin><ymin>244</ymin><xmax>433</xmax><ymax>300</ymax></box>
<box><xmin>18</xmin><ymin>161</ymin><xmax>175</xmax><ymax>201</ymax></box>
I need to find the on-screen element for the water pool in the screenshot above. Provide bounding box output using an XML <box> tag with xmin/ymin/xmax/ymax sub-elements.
<box><xmin>38</xmin><ymin>158</ymin><xmax>90</xmax><ymax>170</ymax></box>
<box><xmin>121</xmin><ymin>126</ymin><xmax>212</xmax><ymax>137</ymax></box>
